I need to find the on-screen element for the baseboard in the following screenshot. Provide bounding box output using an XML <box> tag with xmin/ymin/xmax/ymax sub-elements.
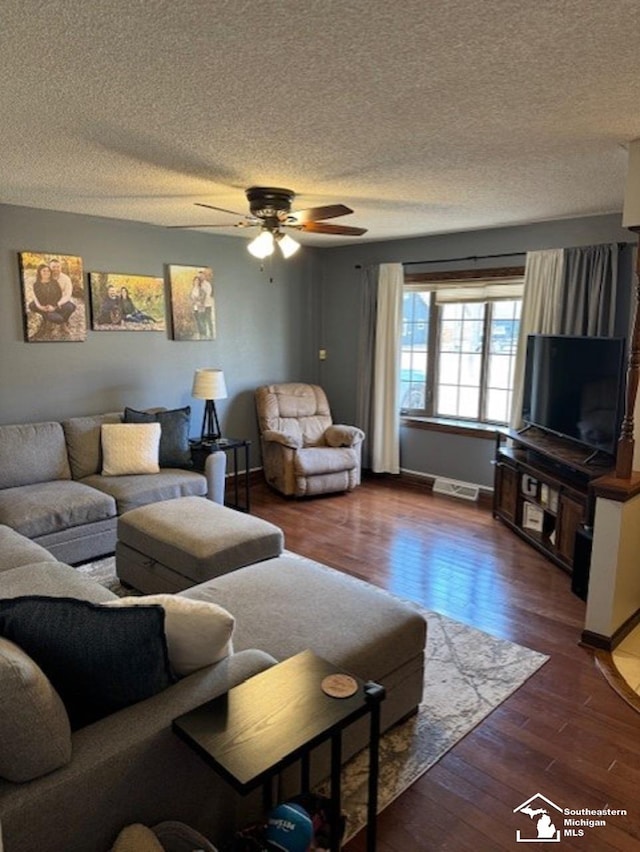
<box><xmin>249</xmin><ymin>464</ymin><xmax>495</xmax><ymax>507</ymax></box>
<box><xmin>580</xmin><ymin>630</ymin><xmax>613</xmax><ymax>651</ymax></box>
<box><xmin>580</xmin><ymin>606</ymin><xmax>640</xmax><ymax>651</ymax></box>
<box><xmin>226</xmin><ymin>466</ymin><xmax>263</xmax><ymax>484</ymax></box>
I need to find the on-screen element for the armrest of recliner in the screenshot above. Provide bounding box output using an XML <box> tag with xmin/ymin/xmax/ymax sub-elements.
<box><xmin>262</xmin><ymin>429</ymin><xmax>303</xmax><ymax>449</ymax></box>
<box><xmin>325</xmin><ymin>424</ymin><xmax>365</xmax><ymax>447</ymax></box>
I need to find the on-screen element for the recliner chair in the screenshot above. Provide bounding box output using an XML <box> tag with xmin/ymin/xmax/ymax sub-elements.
<box><xmin>255</xmin><ymin>383</ymin><xmax>365</xmax><ymax>497</ymax></box>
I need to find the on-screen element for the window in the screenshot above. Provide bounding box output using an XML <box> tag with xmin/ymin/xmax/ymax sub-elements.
<box><xmin>400</xmin><ymin>270</ymin><xmax>524</xmax><ymax>426</ymax></box>
<box><xmin>401</xmin><ymin>291</ymin><xmax>430</xmax><ymax>410</ymax></box>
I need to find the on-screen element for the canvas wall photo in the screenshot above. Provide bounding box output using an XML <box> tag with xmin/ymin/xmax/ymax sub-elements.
<box><xmin>19</xmin><ymin>251</ymin><xmax>86</xmax><ymax>342</ymax></box>
<box><xmin>167</xmin><ymin>265</ymin><xmax>216</xmax><ymax>341</ymax></box>
<box><xmin>89</xmin><ymin>272</ymin><xmax>166</xmax><ymax>331</ymax></box>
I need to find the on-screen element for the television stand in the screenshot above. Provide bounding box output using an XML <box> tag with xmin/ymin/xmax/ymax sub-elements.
<box><xmin>493</xmin><ymin>427</ymin><xmax>614</xmax><ymax>577</ymax></box>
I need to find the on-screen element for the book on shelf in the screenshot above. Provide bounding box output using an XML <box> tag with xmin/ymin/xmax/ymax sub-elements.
<box><xmin>521</xmin><ymin>473</ymin><xmax>538</xmax><ymax>497</ymax></box>
<box><xmin>539</xmin><ymin>483</ymin><xmax>559</xmax><ymax>512</ymax></box>
<box><xmin>522</xmin><ymin>501</ymin><xmax>544</xmax><ymax>533</ymax></box>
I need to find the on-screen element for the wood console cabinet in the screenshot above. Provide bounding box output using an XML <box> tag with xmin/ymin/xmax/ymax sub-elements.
<box><xmin>493</xmin><ymin>427</ymin><xmax>613</xmax><ymax>574</ymax></box>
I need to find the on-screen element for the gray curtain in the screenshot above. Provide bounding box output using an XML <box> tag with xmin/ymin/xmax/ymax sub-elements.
<box><xmin>559</xmin><ymin>244</ymin><xmax>618</xmax><ymax>336</ymax></box>
<box><xmin>355</xmin><ymin>265</ymin><xmax>378</xmax><ymax>470</ymax></box>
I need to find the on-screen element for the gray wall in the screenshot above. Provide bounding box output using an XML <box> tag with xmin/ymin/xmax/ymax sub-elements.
<box><xmin>400</xmin><ymin>425</ymin><xmax>496</xmax><ymax>488</ymax></box>
<box><xmin>2</xmin><ymin>204</ymin><xmax>633</xmax><ymax>486</ymax></box>
<box><xmin>317</xmin><ymin>213</ymin><xmax>634</xmax><ymax>488</ymax></box>
<box><xmin>0</xmin><ymin>203</ymin><xmax>321</xmax><ymax>466</ymax></box>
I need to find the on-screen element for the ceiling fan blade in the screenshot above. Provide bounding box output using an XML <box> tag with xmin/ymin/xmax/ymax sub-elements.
<box><xmin>167</xmin><ymin>221</ymin><xmax>257</xmax><ymax>229</ymax></box>
<box><xmin>293</xmin><ymin>221</ymin><xmax>368</xmax><ymax>236</ymax></box>
<box><xmin>287</xmin><ymin>204</ymin><xmax>354</xmax><ymax>224</ymax></box>
<box><xmin>195</xmin><ymin>202</ymin><xmax>250</xmax><ymax>217</ymax></box>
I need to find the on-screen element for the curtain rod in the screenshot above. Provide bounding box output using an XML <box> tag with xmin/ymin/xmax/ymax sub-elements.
<box><xmin>402</xmin><ymin>251</ymin><xmax>525</xmax><ymax>267</ymax></box>
<box><xmin>354</xmin><ymin>252</ymin><xmax>523</xmax><ymax>269</ymax></box>
<box><xmin>354</xmin><ymin>242</ymin><xmax>633</xmax><ymax>269</ymax></box>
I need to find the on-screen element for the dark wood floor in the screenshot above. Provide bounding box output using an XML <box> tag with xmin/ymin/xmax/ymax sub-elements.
<box><xmin>250</xmin><ymin>474</ymin><xmax>640</xmax><ymax>852</ymax></box>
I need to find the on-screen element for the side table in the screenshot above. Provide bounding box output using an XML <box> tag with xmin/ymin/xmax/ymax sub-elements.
<box><xmin>173</xmin><ymin>650</ymin><xmax>385</xmax><ymax>852</ymax></box>
<box><xmin>190</xmin><ymin>438</ymin><xmax>251</xmax><ymax>512</ymax></box>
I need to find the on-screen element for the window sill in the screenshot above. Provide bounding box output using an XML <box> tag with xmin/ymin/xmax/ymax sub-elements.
<box><xmin>400</xmin><ymin>415</ymin><xmax>499</xmax><ymax>440</ymax></box>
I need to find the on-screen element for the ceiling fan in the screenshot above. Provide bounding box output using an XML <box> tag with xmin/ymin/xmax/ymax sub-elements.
<box><xmin>171</xmin><ymin>186</ymin><xmax>367</xmax><ymax>258</ymax></box>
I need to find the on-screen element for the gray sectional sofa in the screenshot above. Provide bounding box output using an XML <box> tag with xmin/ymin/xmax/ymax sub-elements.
<box><xmin>0</xmin><ymin>536</ymin><xmax>274</xmax><ymax>852</ymax></box>
<box><xmin>0</xmin><ymin>527</ymin><xmax>427</xmax><ymax>852</ymax></box>
<box><xmin>0</xmin><ymin>412</ymin><xmax>225</xmax><ymax>565</ymax></box>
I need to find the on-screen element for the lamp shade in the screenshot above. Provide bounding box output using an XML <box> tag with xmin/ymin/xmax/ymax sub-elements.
<box><xmin>276</xmin><ymin>232</ymin><xmax>301</xmax><ymax>258</ymax></box>
<box><xmin>248</xmin><ymin>230</ymin><xmax>275</xmax><ymax>258</ymax></box>
<box><xmin>192</xmin><ymin>368</ymin><xmax>228</xmax><ymax>400</ymax></box>
<box><xmin>623</xmin><ymin>138</ymin><xmax>640</xmax><ymax>228</ymax></box>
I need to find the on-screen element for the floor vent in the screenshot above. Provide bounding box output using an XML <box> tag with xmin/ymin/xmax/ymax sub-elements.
<box><xmin>432</xmin><ymin>477</ymin><xmax>480</xmax><ymax>502</ymax></box>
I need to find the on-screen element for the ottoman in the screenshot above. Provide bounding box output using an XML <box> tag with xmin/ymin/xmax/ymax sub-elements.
<box><xmin>182</xmin><ymin>555</ymin><xmax>427</xmax><ymax>750</ymax></box>
<box><xmin>115</xmin><ymin>496</ymin><xmax>284</xmax><ymax>593</ymax></box>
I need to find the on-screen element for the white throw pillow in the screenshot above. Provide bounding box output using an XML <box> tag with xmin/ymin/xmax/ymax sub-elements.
<box><xmin>104</xmin><ymin>595</ymin><xmax>235</xmax><ymax>677</ymax></box>
<box><xmin>101</xmin><ymin>423</ymin><xmax>161</xmax><ymax>476</ymax></box>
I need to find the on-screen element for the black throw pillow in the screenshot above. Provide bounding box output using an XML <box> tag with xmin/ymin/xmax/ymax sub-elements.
<box><xmin>124</xmin><ymin>406</ymin><xmax>192</xmax><ymax>468</ymax></box>
<box><xmin>0</xmin><ymin>596</ymin><xmax>175</xmax><ymax>730</ymax></box>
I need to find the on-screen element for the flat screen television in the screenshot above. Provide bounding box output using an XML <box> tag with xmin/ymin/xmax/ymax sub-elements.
<box><xmin>521</xmin><ymin>334</ymin><xmax>625</xmax><ymax>457</ymax></box>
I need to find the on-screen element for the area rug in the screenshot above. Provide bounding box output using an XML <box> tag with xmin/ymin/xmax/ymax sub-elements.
<box><xmin>78</xmin><ymin>555</ymin><xmax>549</xmax><ymax>841</ymax></box>
<box><xmin>327</xmin><ymin>608</ymin><xmax>548</xmax><ymax>841</ymax></box>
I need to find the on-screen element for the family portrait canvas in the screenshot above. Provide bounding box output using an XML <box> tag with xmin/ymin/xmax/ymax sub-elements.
<box><xmin>19</xmin><ymin>251</ymin><xmax>86</xmax><ymax>342</ymax></box>
<box><xmin>167</xmin><ymin>265</ymin><xmax>216</xmax><ymax>341</ymax></box>
<box><xmin>89</xmin><ymin>272</ymin><xmax>166</xmax><ymax>331</ymax></box>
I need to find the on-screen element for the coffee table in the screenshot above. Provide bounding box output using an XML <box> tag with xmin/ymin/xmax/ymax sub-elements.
<box><xmin>173</xmin><ymin>649</ymin><xmax>385</xmax><ymax>852</ymax></box>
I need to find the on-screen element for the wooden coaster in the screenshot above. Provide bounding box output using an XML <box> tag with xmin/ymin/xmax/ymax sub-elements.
<box><xmin>321</xmin><ymin>673</ymin><xmax>358</xmax><ymax>699</ymax></box>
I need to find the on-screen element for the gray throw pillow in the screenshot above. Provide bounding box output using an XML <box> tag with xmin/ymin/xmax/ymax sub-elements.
<box><xmin>124</xmin><ymin>406</ymin><xmax>192</xmax><ymax>468</ymax></box>
<box><xmin>0</xmin><ymin>596</ymin><xmax>175</xmax><ymax>730</ymax></box>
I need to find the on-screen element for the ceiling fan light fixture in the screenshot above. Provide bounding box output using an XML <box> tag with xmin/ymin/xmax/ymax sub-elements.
<box><xmin>276</xmin><ymin>232</ymin><xmax>301</xmax><ymax>258</ymax></box>
<box><xmin>247</xmin><ymin>229</ymin><xmax>275</xmax><ymax>258</ymax></box>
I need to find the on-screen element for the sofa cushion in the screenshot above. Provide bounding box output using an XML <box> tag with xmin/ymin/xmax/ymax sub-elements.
<box><xmin>0</xmin><ymin>561</ymin><xmax>118</xmax><ymax>602</ymax></box>
<box><xmin>83</xmin><ymin>470</ymin><xmax>206</xmax><ymax>515</ymax></box>
<box><xmin>182</xmin><ymin>556</ymin><xmax>427</xmax><ymax>687</ymax></box>
<box><xmin>105</xmin><ymin>594</ymin><xmax>235</xmax><ymax>677</ymax></box>
<box><xmin>0</xmin><ymin>525</ymin><xmax>58</xmax><ymax>574</ymax></box>
<box><xmin>61</xmin><ymin>411</ymin><xmax>123</xmax><ymax>480</ymax></box>
<box><xmin>101</xmin><ymin>423</ymin><xmax>161</xmax><ymax>476</ymax></box>
<box><xmin>0</xmin><ymin>480</ymin><xmax>117</xmax><ymax>539</ymax></box>
<box><xmin>0</xmin><ymin>596</ymin><xmax>175</xmax><ymax>729</ymax></box>
<box><xmin>0</xmin><ymin>636</ymin><xmax>72</xmax><ymax>782</ymax></box>
<box><xmin>0</xmin><ymin>421</ymin><xmax>71</xmax><ymax>489</ymax></box>
<box><xmin>124</xmin><ymin>407</ymin><xmax>193</xmax><ymax>468</ymax></box>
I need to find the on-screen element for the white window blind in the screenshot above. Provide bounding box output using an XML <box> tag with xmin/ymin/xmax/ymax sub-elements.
<box><xmin>405</xmin><ymin>277</ymin><xmax>524</xmax><ymax>302</ymax></box>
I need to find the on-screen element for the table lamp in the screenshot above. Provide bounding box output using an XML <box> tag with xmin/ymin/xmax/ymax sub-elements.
<box><xmin>192</xmin><ymin>368</ymin><xmax>228</xmax><ymax>442</ymax></box>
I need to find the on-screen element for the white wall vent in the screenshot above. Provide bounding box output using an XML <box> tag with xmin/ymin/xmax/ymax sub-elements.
<box><xmin>432</xmin><ymin>477</ymin><xmax>480</xmax><ymax>502</ymax></box>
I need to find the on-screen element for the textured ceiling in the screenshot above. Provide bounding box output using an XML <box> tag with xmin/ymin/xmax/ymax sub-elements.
<box><xmin>1</xmin><ymin>0</ymin><xmax>640</xmax><ymax>246</ymax></box>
